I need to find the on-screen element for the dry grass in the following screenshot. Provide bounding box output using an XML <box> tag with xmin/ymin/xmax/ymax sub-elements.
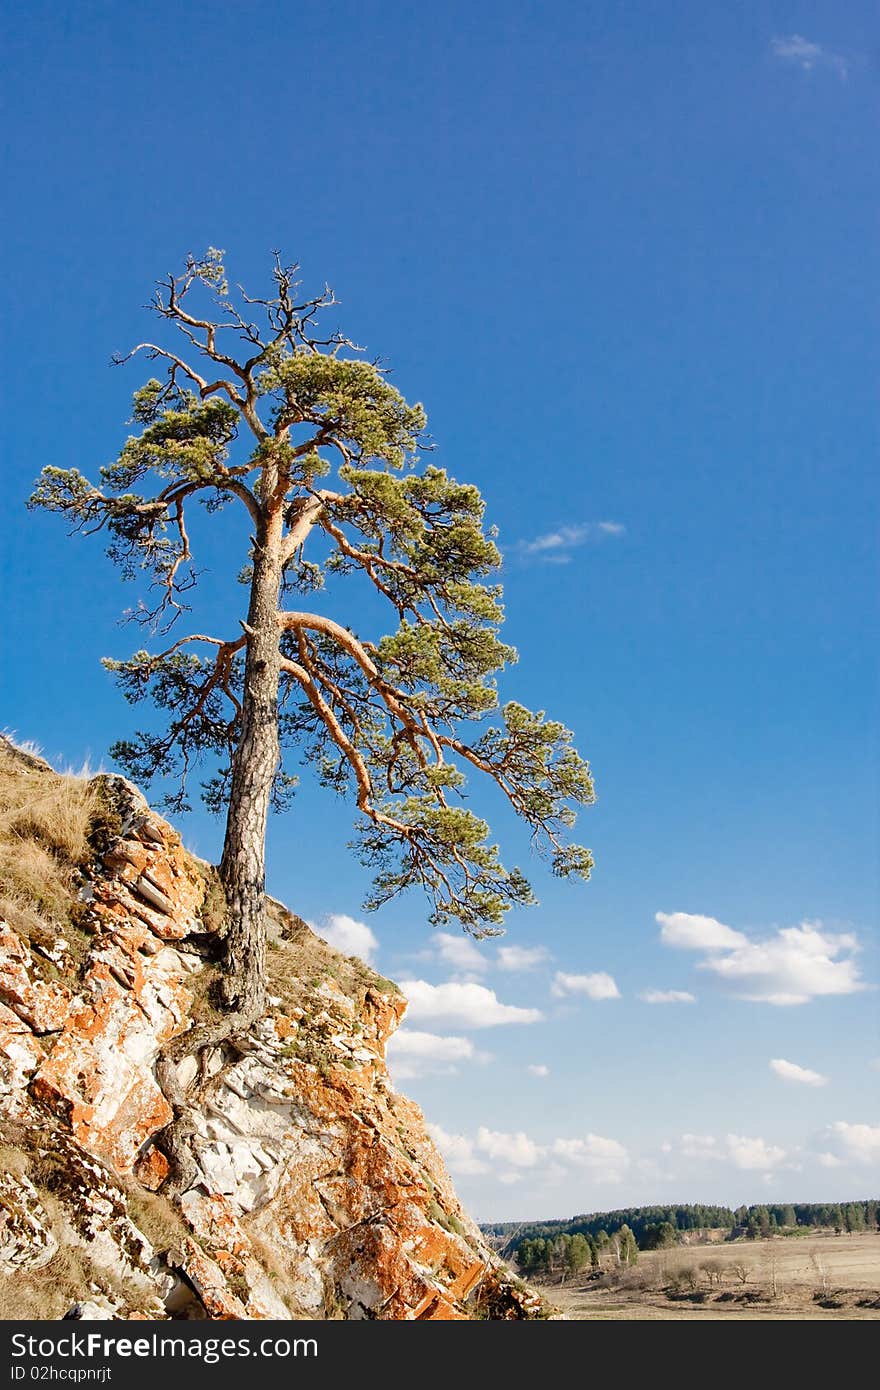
<box><xmin>548</xmin><ymin>1233</ymin><xmax>880</xmax><ymax>1320</ymax></box>
<box><xmin>0</xmin><ymin>742</ymin><xmax>99</xmax><ymax>861</ymax></box>
<box><xmin>0</xmin><ymin>738</ymin><xmax>100</xmax><ymax>954</ymax></box>
<box><xmin>238</xmin><ymin>1224</ymin><xmax>310</xmax><ymax>1317</ymax></box>
<box><xmin>0</xmin><ymin>1143</ymin><xmax>30</xmax><ymax>1179</ymax></box>
<box><xmin>0</xmin><ymin>1244</ymin><xmax>94</xmax><ymax>1320</ymax></box>
<box><xmin>0</xmin><ymin>1141</ymin><xmax>161</xmax><ymax>1320</ymax></box>
<box><xmin>120</xmin><ymin>1181</ymin><xmax>193</xmax><ymax>1256</ymax></box>
<box><xmin>0</xmin><ymin>1233</ymin><xmax>159</xmax><ymax>1320</ymax></box>
<box><xmin>264</xmin><ymin>897</ymin><xmax>400</xmax><ymax>1012</ymax></box>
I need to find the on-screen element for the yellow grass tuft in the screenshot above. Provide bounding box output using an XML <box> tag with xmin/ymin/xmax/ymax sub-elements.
<box><xmin>0</xmin><ymin>747</ymin><xmax>99</xmax><ymax>863</ymax></box>
<box><xmin>0</xmin><ymin>739</ymin><xmax>100</xmax><ymax>948</ymax></box>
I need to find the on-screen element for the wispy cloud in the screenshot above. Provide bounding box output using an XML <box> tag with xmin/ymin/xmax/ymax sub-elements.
<box><xmin>817</xmin><ymin>1151</ymin><xmax>842</xmax><ymax>1169</ymax></box>
<box><xmin>431</xmin><ymin>1114</ymin><xmax>868</xmax><ymax>1193</ymax></box>
<box><xmin>498</xmin><ymin>944</ymin><xmax>551</xmax><ymax>972</ymax></box>
<box><xmin>638</xmin><ymin>988</ymin><xmax>696</xmax><ymax>1005</ymax></box>
<box><xmin>429</xmin><ymin>1122</ymin><xmax>629</xmax><ymax>1185</ymax></box>
<box><xmin>680</xmin><ymin>1133</ymin><xmax>722</xmax><ymax>1161</ymax></box>
<box><xmin>679</xmin><ymin>1132</ymin><xmax>787</xmax><ymax>1170</ymax></box>
<box><xmin>429</xmin><ymin>932</ymin><xmax>489</xmax><ymax>979</ymax></box>
<box><xmin>517</xmin><ymin>520</ymin><xmax>626</xmax><ymax>563</ymax></box>
<box><xmin>427</xmin><ymin>1123</ymin><xmax>489</xmax><ymax>1176</ymax></box>
<box><xmin>770</xmin><ymin>34</ymin><xmax>848</xmax><ymax>79</ymax></box>
<box><xmin>386</xmin><ymin>1029</ymin><xmax>491</xmax><ymax>1080</ymax></box>
<box><xmin>527</xmin><ymin>1063</ymin><xmax>550</xmax><ymax>1078</ymax></box>
<box><xmin>551</xmin><ymin>970</ymin><xmax>621</xmax><ymax>1001</ymax></box>
<box><xmin>770</xmin><ymin>1057</ymin><xmax>828</xmax><ymax>1087</ymax></box>
<box><xmin>656</xmin><ymin>911</ymin><xmax>867</xmax><ymax>1006</ymax></box>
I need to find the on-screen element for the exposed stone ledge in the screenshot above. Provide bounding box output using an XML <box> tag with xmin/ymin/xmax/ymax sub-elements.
<box><xmin>0</xmin><ymin>757</ymin><xmax>544</xmax><ymax>1320</ymax></box>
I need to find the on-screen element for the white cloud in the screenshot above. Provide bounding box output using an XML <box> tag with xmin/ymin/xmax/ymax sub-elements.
<box><xmin>700</xmin><ymin>924</ymin><xmax>865</xmax><ymax>1006</ymax></box>
<box><xmin>639</xmin><ymin>988</ymin><xmax>696</xmax><ymax>1005</ymax></box>
<box><xmin>431</xmin><ymin>932</ymin><xmax>489</xmax><ymax>978</ymax></box>
<box><xmin>771</xmin><ymin>34</ymin><xmax>848</xmax><ymax>79</ymax></box>
<box><xmin>636</xmin><ymin>1157</ymin><xmax>667</xmax><ymax>1180</ymax></box>
<box><xmin>518</xmin><ymin>521</ymin><xmax>626</xmax><ymax>561</ymax></box>
<box><xmin>817</xmin><ymin>1152</ymin><xmax>843</xmax><ymax>1169</ymax></box>
<box><xmin>430</xmin><ymin>1122</ymin><xmax>629</xmax><ymax>1185</ymax></box>
<box><xmin>656</xmin><ymin>912</ymin><xmax>867</xmax><ymax>1006</ymax></box>
<box><xmin>399</xmin><ymin>979</ymin><xmax>542</xmax><ymax>1028</ymax></box>
<box><xmin>498</xmin><ymin>1172</ymin><xmax>523</xmax><ymax>1185</ymax></box>
<box><xmin>315</xmin><ymin>913</ymin><xmax>379</xmax><ymax>964</ymax></box>
<box><xmin>498</xmin><ymin>944</ymin><xmax>550</xmax><ymax>972</ymax></box>
<box><xmin>386</xmin><ymin>1029</ymin><xmax>490</xmax><ymax>1079</ymax></box>
<box><xmin>477</xmin><ymin>1126</ymin><xmax>543</xmax><ymax>1168</ymax></box>
<box><xmin>388</xmin><ymin>1030</ymin><xmax>475</xmax><ymax>1065</ymax></box>
<box><xmin>680</xmin><ymin>1133</ymin><xmax>722</xmax><ymax>1161</ymax></box>
<box><xmin>551</xmin><ymin>970</ymin><xmax>620</xmax><ymax>1001</ymax></box>
<box><xmin>824</xmin><ymin>1121</ymin><xmax>880</xmax><ymax>1166</ymax></box>
<box><xmin>656</xmin><ymin>911</ymin><xmax>746</xmax><ymax>952</ymax></box>
<box><xmin>770</xmin><ymin>1057</ymin><xmax>828</xmax><ymax>1087</ymax></box>
<box><xmin>726</xmin><ymin>1134</ymin><xmax>787</xmax><ymax>1171</ymax></box>
<box><xmin>527</xmin><ymin>1064</ymin><xmax>550</xmax><ymax>1078</ymax></box>
<box><xmin>552</xmin><ymin>1134</ymin><xmax>629</xmax><ymax>1174</ymax></box>
<box><xmin>679</xmin><ymin>1132</ymin><xmax>789</xmax><ymax>1170</ymax></box>
<box><xmin>427</xmin><ymin>1123</ymin><xmax>489</xmax><ymax>1176</ymax></box>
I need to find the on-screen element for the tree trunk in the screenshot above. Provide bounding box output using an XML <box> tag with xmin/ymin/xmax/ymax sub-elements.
<box><xmin>218</xmin><ymin>514</ymin><xmax>283</xmax><ymax>1019</ymax></box>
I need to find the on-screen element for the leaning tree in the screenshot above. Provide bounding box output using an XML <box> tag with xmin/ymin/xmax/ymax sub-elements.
<box><xmin>31</xmin><ymin>250</ymin><xmax>595</xmax><ymax>1024</ymax></box>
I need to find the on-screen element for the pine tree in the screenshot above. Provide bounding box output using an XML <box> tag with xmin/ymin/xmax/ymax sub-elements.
<box><xmin>566</xmin><ymin>1233</ymin><xmax>591</xmax><ymax>1275</ymax></box>
<box><xmin>30</xmin><ymin>250</ymin><xmax>595</xmax><ymax>1027</ymax></box>
<box><xmin>845</xmin><ymin>1203</ymin><xmax>865</xmax><ymax>1234</ymax></box>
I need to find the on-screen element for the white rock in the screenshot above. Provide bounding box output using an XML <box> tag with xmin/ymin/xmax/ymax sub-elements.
<box><xmin>176</xmin><ymin>1054</ymin><xmax>198</xmax><ymax>1089</ymax></box>
<box><xmin>66</xmin><ymin>1298</ymin><xmax>120</xmax><ymax>1320</ymax></box>
<box><xmin>203</xmin><ymin>1048</ymin><xmax>225</xmax><ymax>1077</ymax></box>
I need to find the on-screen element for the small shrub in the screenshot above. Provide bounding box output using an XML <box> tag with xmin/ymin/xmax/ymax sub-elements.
<box><xmin>700</xmin><ymin>1258</ymin><xmax>725</xmax><ymax>1287</ymax></box>
<box><xmin>669</xmin><ymin>1263</ymin><xmax>701</xmax><ymax>1293</ymax></box>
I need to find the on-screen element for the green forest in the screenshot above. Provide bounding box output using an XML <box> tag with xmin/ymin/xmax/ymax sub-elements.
<box><xmin>485</xmin><ymin>1199</ymin><xmax>880</xmax><ymax>1270</ymax></box>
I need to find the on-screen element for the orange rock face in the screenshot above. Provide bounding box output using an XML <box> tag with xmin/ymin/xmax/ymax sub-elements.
<box><xmin>0</xmin><ymin>924</ymin><xmax>72</xmax><ymax>1034</ymax></box>
<box><xmin>0</xmin><ymin>762</ymin><xmax>543</xmax><ymax>1321</ymax></box>
<box><xmin>28</xmin><ymin>936</ymin><xmax>193</xmax><ymax>1174</ymax></box>
<box><xmin>133</xmin><ymin>1144</ymin><xmax>170</xmax><ymax>1191</ymax></box>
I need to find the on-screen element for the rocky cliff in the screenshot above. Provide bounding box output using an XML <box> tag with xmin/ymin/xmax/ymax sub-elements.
<box><xmin>0</xmin><ymin>738</ymin><xmax>543</xmax><ymax>1320</ymax></box>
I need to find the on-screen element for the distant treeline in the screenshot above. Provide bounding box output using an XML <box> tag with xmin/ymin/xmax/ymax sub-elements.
<box><xmin>484</xmin><ymin>1200</ymin><xmax>880</xmax><ymax>1259</ymax></box>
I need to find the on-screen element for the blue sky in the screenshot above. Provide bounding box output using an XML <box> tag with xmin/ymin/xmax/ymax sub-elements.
<box><xmin>1</xmin><ymin>2</ymin><xmax>876</xmax><ymax>1220</ymax></box>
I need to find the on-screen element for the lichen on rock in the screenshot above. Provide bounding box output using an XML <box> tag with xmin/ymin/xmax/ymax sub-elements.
<box><xmin>0</xmin><ymin>738</ymin><xmax>543</xmax><ymax>1321</ymax></box>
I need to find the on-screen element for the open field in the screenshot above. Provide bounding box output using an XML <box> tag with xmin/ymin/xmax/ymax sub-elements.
<box><xmin>541</xmin><ymin>1232</ymin><xmax>880</xmax><ymax>1320</ymax></box>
